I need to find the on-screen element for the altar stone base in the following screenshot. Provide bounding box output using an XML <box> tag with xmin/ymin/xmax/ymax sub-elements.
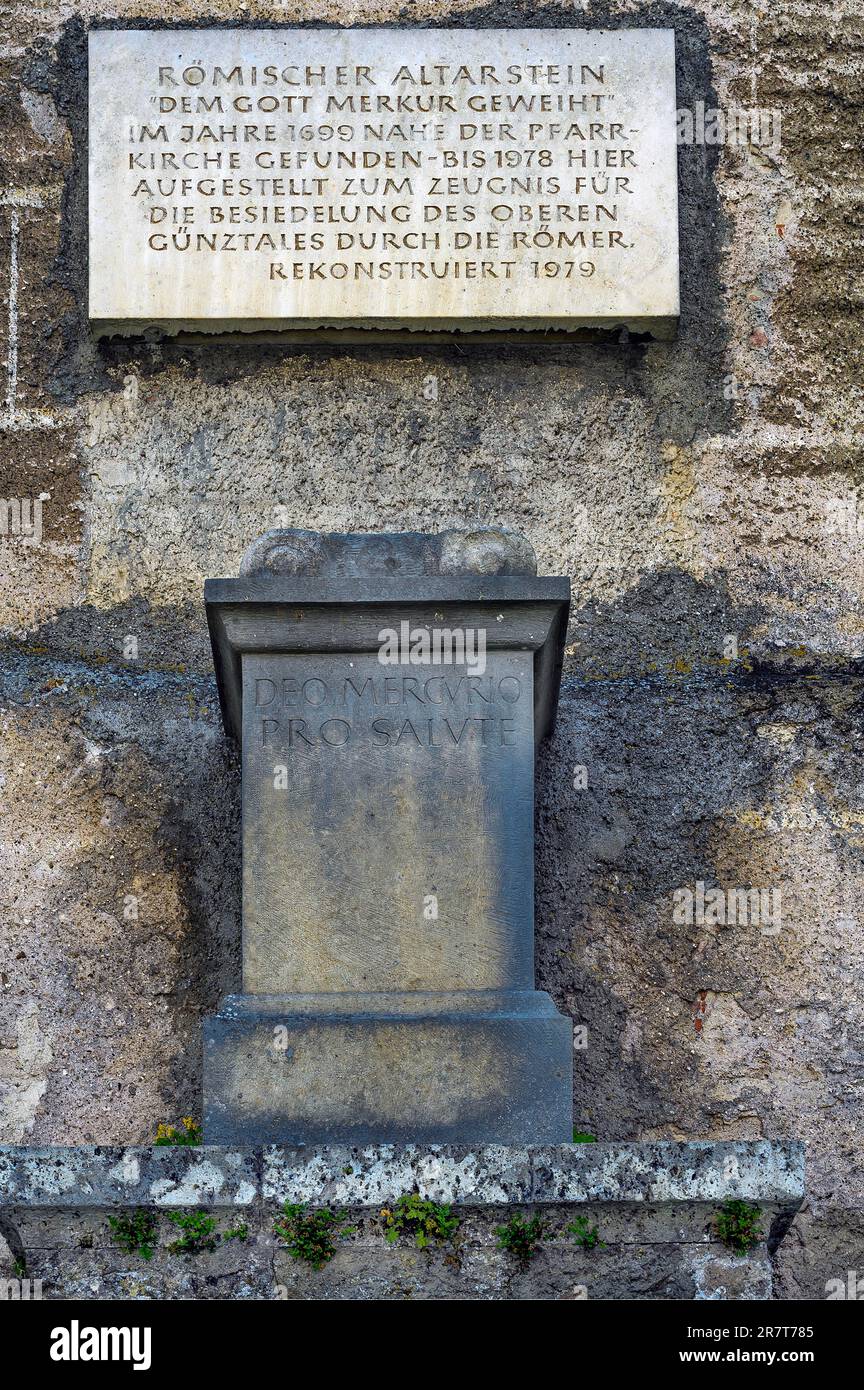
<box><xmin>203</xmin><ymin>990</ymin><xmax>573</xmax><ymax>1146</ymax></box>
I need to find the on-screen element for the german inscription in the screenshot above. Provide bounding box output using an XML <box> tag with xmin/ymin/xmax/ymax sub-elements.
<box><xmin>89</xmin><ymin>28</ymin><xmax>679</xmax><ymax>332</ymax></box>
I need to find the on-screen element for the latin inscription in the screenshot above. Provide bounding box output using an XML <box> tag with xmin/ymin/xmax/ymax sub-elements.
<box><xmin>254</xmin><ymin>671</ymin><xmax>523</xmax><ymax>749</ymax></box>
<box><xmin>89</xmin><ymin>29</ymin><xmax>679</xmax><ymax>328</ymax></box>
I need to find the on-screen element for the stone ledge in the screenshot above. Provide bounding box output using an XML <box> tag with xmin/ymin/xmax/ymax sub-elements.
<box><xmin>0</xmin><ymin>1142</ymin><xmax>804</xmax><ymax>1300</ymax></box>
<box><xmin>0</xmin><ymin>1141</ymin><xmax>804</xmax><ymax>1211</ymax></box>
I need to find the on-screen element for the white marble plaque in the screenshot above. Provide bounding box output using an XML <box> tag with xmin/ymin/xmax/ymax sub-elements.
<box><xmin>88</xmin><ymin>28</ymin><xmax>679</xmax><ymax>333</ymax></box>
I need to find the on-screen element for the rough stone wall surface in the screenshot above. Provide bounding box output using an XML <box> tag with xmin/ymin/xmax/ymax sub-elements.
<box><xmin>0</xmin><ymin>0</ymin><xmax>862</xmax><ymax>1301</ymax></box>
<box><xmin>0</xmin><ymin>1142</ymin><xmax>802</xmax><ymax>1299</ymax></box>
<box><xmin>3</xmin><ymin>1203</ymin><xmax>778</xmax><ymax>1300</ymax></box>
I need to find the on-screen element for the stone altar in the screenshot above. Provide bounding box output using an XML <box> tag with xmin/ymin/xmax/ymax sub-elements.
<box><xmin>202</xmin><ymin>527</ymin><xmax>573</xmax><ymax>1144</ymax></box>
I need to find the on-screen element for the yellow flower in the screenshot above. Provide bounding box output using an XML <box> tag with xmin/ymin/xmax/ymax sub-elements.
<box><xmin>181</xmin><ymin>1117</ymin><xmax>197</xmax><ymax>1131</ymax></box>
<box><xmin>155</xmin><ymin>1123</ymin><xmax>174</xmax><ymax>1140</ymax></box>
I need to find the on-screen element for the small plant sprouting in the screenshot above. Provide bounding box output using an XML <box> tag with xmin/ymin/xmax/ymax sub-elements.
<box><xmin>572</xmin><ymin>1130</ymin><xmax>597</xmax><ymax>1143</ymax></box>
<box><xmin>167</xmin><ymin>1211</ymin><xmax>218</xmax><ymax>1255</ymax></box>
<box><xmin>165</xmin><ymin>1212</ymin><xmax>249</xmax><ymax>1256</ymax></box>
<box><xmin>273</xmin><ymin>1202</ymin><xmax>355</xmax><ymax>1269</ymax></box>
<box><xmin>567</xmin><ymin>1215</ymin><xmax>605</xmax><ymax>1251</ymax></box>
<box><xmin>13</xmin><ymin>1254</ymin><xmax>26</xmax><ymax>1278</ymax></box>
<box><xmin>154</xmin><ymin>1116</ymin><xmax>202</xmax><ymax>1146</ymax></box>
<box><xmin>108</xmin><ymin>1209</ymin><xmax>158</xmax><ymax>1261</ymax></box>
<box><xmin>495</xmin><ymin>1212</ymin><xmax>550</xmax><ymax>1268</ymax></box>
<box><xmin>713</xmin><ymin>1200</ymin><xmax>763</xmax><ymax>1256</ymax></box>
<box><xmin>380</xmin><ymin>1193</ymin><xmax>460</xmax><ymax>1250</ymax></box>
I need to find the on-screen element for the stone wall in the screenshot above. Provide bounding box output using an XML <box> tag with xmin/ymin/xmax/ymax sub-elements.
<box><xmin>0</xmin><ymin>1142</ymin><xmax>805</xmax><ymax>1300</ymax></box>
<box><xmin>1</xmin><ymin>1</ymin><xmax>862</xmax><ymax>1300</ymax></box>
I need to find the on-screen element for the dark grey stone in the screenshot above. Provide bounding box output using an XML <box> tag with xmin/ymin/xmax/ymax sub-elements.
<box><xmin>203</xmin><ymin>991</ymin><xmax>572</xmax><ymax>1146</ymax></box>
<box><xmin>205</xmin><ymin>573</ymin><xmax>569</xmax><ymax>745</ymax></box>
<box><xmin>238</xmin><ymin>526</ymin><xmax>537</xmax><ymax>580</ymax></box>
<box><xmin>242</xmin><ymin>651</ymin><xmax>535</xmax><ymax>994</ymax></box>
<box><xmin>203</xmin><ymin>529</ymin><xmax>572</xmax><ymax>1145</ymax></box>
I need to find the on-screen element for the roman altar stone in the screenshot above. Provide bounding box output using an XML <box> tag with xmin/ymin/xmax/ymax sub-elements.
<box><xmin>202</xmin><ymin>528</ymin><xmax>573</xmax><ymax>1144</ymax></box>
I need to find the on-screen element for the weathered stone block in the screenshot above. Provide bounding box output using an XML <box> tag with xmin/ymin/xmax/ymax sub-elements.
<box><xmin>203</xmin><ymin>991</ymin><xmax>572</xmax><ymax>1145</ymax></box>
<box><xmin>242</xmin><ymin>650</ymin><xmax>535</xmax><ymax>994</ymax></box>
<box><xmin>202</xmin><ymin>528</ymin><xmax>572</xmax><ymax>1144</ymax></box>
